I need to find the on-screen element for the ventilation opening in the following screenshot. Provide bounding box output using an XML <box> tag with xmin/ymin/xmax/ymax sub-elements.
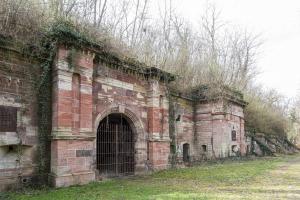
<box><xmin>231</xmin><ymin>130</ymin><xmax>237</xmax><ymax>141</ymax></box>
<box><xmin>5</xmin><ymin>145</ymin><xmax>18</xmax><ymax>155</ymax></box>
<box><xmin>202</xmin><ymin>145</ymin><xmax>207</xmax><ymax>152</ymax></box>
<box><xmin>8</xmin><ymin>145</ymin><xmax>14</xmax><ymax>152</ymax></box>
<box><xmin>159</xmin><ymin>95</ymin><xmax>163</xmax><ymax>107</ymax></box>
<box><xmin>22</xmin><ymin>177</ymin><xmax>29</xmax><ymax>184</ymax></box>
<box><xmin>183</xmin><ymin>143</ymin><xmax>190</xmax><ymax>162</ymax></box>
<box><xmin>232</xmin><ymin>145</ymin><xmax>238</xmax><ymax>153</ymax></box>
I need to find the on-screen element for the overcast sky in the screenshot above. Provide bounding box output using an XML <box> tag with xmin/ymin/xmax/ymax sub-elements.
<box><xmin>155</xmin><ymin>0</ymin><xmax>300</xmax><ymax>98</ymax></box>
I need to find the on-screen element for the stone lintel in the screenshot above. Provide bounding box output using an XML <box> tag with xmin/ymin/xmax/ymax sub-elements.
<box><xmin>54</xmin><ymin>60</ymin><xmax>93</xmax><ymax>78</ymax></box>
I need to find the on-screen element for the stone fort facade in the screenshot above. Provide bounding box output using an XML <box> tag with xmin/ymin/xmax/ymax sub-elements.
<box><xmin>0</xmin><ymin>33</ymin><xmax>247</xmax><ymax>190</ymax></box>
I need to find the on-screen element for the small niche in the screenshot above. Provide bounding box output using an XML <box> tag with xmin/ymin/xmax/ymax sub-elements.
<box><xmin>183</xmin><ymin>143</ymin><xmax>190</xmax><ymax>162</ymax></box>
<box><xmin>231</xmin><ymin>130</ymin><xmax>237</xmax><ymax>141</ymax></box>
<box><xmin>159</xmin><ymin>95</ymin><xmax>163</xmax><ymax>108</ymax></box>
<box><xmin>7</xmin><ymin>145</ymin><xmax>16</xmax><ymax>155</ymax></box>
<box><xmin>1</xmin><ymin>145</ymin><xmax>18</xmax><ymax>154</ymax></box>
<box><xmin>232</xmin><ymin>145</ymin><xmax>238</xmax><ymax>153</ymax></box>
<box><xmin>21</xmin><ymin>177</ymin><xmax>30</xmax><ymax>184</ymax></box>
<box><xmin>176</xmin><ymin>115</ymin><xmax>181</xmax><ymax>121</ymax></box>
<box><xmin>202</xmin><ymin>145</ymin><xmax>207</xmax><ymax>152</ymax></box>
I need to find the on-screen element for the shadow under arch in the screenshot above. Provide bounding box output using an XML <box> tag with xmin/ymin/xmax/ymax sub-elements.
<box><xmin>94</xmin><ymin>106</ymin><xmax>145</xmax><ymax>137</ymax></box>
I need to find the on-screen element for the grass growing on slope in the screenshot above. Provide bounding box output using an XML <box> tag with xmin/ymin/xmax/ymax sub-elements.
<box><xmin>6</xmin><ymin>156</ymin><xmax>290</xmax><ymax>200</ymax></box>
<box><xmin>152</xmin><ymin>158</ymin><xmax>279</xmax><ymax>184</ymax></box>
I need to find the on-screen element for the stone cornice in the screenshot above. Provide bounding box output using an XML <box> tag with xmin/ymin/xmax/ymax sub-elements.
<box><xmin>51</xmin><ymin>135</ymin><xmax>95</xmax><ymax>140</ymax></box>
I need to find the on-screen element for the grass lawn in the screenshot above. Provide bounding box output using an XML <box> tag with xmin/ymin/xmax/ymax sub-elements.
<box><xmin>3</xmin><ymin>155</ymin><xmax>300</xmax><ymax>200</ymax></box>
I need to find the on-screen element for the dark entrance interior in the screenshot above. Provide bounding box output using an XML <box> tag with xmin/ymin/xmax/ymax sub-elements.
<box><xmin>96</xmin><ymin>113</ymin><xmax>135</xmax><ymax>176</ymax></box>
<box><xmin>183</xmin><ymin>143</ymin><xmax>190</xmax><ymax>162</ymax></box>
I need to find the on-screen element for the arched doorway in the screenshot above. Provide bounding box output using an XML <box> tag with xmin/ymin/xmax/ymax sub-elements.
<box><xmin>96</xmin><ymin>113</ymin><xmax>135</xmax><ymax>176</ymax></box>
<box><xmin>183</xmin><ymin>143</ymin><xmax>190</xmax><ymax>162</ymax></box>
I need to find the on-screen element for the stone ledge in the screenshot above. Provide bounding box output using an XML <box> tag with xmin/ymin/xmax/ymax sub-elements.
<box><xmin>0</xmin><ymin>132</ymin><xmax>21</xmax><ymax>146</ymax></box>
<box><xmin>51</xmin><ymin>135</ymin><xmax>96</xmax><ymax>140</ymax></box>
<box><xmin>49</xmin><ymin>171</ymin><xmax>95</xmax><ymax>188</ymax></box>
<box><xmin>148</xmin><ymin>137</ymin><xmax>171</xmax><ymax>142</ymax></box>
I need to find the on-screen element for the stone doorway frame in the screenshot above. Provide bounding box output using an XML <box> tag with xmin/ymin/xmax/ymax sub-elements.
<box><xmin>94</xmin><ymin>106</ymin><xmax>147</xmax><ymax>175</ymax></box>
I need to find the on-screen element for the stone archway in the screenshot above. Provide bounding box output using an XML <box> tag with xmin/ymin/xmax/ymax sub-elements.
<box><xmin>94</xmin><ymin>106</ymin><xmax>144</xmax><ymax>136</ymax></box>
<box><xmin>94</xmin><ymin>106</ymin><xmax>146</xmax><ymax>175</ymax></box>
<box><xmin>96</xmin><ymin>113</ymin><xmax>135</xmax><ymax>176</ymax></box>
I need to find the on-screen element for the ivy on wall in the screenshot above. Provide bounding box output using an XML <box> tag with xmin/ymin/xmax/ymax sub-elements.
<box><xmin>30</xmin><ymin>20</ymin><xmax>98</xmax><ymax>182</ymax></box>
<box><xmin>1</xmin><ymin>19</ymin><xmax>179</xmax><ymax>187</ymax></box>
<box><xmin>168</xmin><ymin>94</ymin><xmax>177</xmax><ymax>167</ymax></box>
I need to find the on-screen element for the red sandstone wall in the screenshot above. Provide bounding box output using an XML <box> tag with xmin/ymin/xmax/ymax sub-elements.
<box><xmin>172</xmin><ymin>98</ymin><xmax>195</xmax><ymax>163</ymax></box>
<box><xmin>93</xmin><ymin>65</ymin><xmax>148</xmax><ymax>130</ymax></box>
<box><xmin>0</xmin><ymin>47</ymin><xmax>39</xmax><ymax>190</ymax></box>
<box><xmin>0</xmin><ymin>42</ymin><xmax>247</xmax><ymax>190</ymax></box>
<box><xmin>93</xmin><ymin>65</ymin><xmax>149</xmax><ymax>172</ymax></box>
<box><xmin>51</xmin><ymin>46</ymin><xmax>171</xmax><ymax>187</ymax></box>
<box><xmin>50</xmin><ymin>46</ymin><xmax>95</xmax><ymax>187</ymax></box>
<box><xmin>0</xmin><ymin>30</ymin><xmax>250</xmax><ymax>192</ymax></box>
<box><xmin>93</xmin><ymin>65</ymin><xmax>170</xmax><ymax>171</ymax></box>
<box><xmin>171</xmin><ymin>96</ymin><xmax>246</xmax><ymax>163</ymax></box>
<box><xmin>146</xmin><ymin>80</ymin><xmax>170</xmax><ymax>169</ymax></box>
<box><xmin>195</xmin><ymin>100</ymin><xmax>246</xmax><ymax>159</ymax></box>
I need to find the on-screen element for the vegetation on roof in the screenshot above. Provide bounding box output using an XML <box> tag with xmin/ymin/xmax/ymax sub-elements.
<box><xmin>0</xmin><ymin>0</ymin><xmax>298</xmax><ymax>140</ymax></box>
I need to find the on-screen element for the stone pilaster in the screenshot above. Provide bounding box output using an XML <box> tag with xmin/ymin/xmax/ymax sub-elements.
<box><xmin>147</xmin><ymin>80</ymin><xmax>170</xmax><ymax>170</ymax></box>
<box><xmin>239</xmin><ymin>117</ymin><xmax>246</xmax><ymax>156</ymax></box>
<box><xmin>50</xmin><ymin>46</ymin><xmax>95</xmax><ymax>187</ymax></box>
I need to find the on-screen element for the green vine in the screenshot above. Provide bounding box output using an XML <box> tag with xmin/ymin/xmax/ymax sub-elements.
<box><xmin>25</xmin><ymin>20</ymin><xmax>109</xmax><ymax>184</ymax></box>
<box><xmin>66</xmin><ymin>47</ymin><xmax>77</xmax><ymax>69</ymax></box>
<box><xmin>167</xmin><ymin>90</ymin><xmax>177</xmax><ymax>167</ymax></box>
<box><xmin>34</xmin><ymin>40</ymin><xmax>57</xmax><ymax>185</ymax></box>
<box><xmin>1</xmin><ymin>19</ymin><xmax>179</xmax><ymax>187</ymax></box>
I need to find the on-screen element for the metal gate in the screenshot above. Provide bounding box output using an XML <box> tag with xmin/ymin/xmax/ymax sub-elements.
<box><xmin>96</xmin><ymin>114</ymin><xmax>135</xmax><ymax>176</ymax></box>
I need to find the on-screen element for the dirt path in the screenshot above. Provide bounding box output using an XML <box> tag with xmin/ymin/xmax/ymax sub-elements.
<box><xmin>217</xmin><ymin>155</ymin><xmax>300</xmax><ymax>199</ymax></box>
